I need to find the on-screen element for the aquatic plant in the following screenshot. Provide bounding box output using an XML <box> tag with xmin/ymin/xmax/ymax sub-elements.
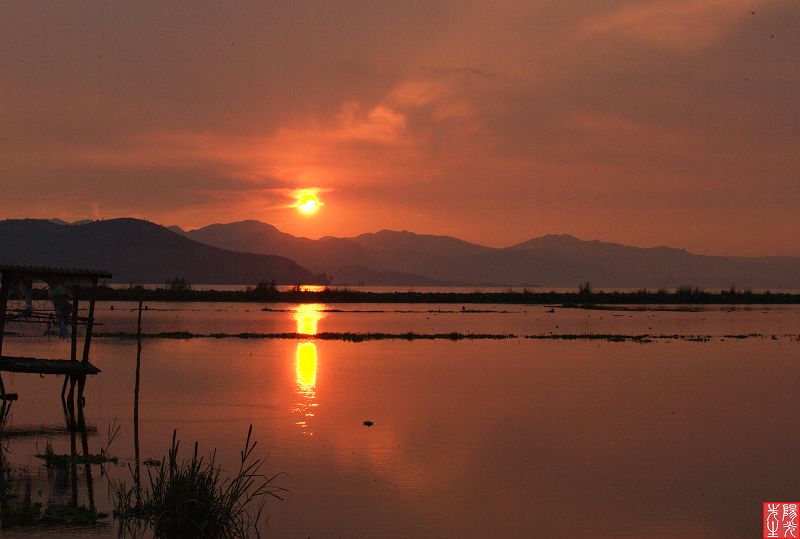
<box><xmin>164</xmin><ymin>277</ymin><xmax>193</xmax><ymax>293</ymax></box>
<box><xmin>248</xmin><ymin>279</ymin><xmax>279</xmax><ymax>300</ymax></box>
<box><xmin>35</xmin><ymin>441</ymin><xmax>119</xmax><ymax>468</ymax></box>
<box><xmin>524</xmin><ymin>333</ymin><xmax>723</xmax><ymax>343</ymax></box>
<box><xmin>113</xmin><ymin>426</ymin><xmax>283</xmax><ymax>538</ymax></box>
<box><xmin>35</xmin><ymin>418</ymin><xmax>121</xmax><ymax>468</ymax></box>
<box><xmin>578</xmin><ymin>281</ymin><xmax>594</xmax><ymax>297</ymax></box>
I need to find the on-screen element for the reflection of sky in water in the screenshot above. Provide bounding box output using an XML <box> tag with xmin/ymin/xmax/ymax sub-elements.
<box><xmin>291</xmin><ymin>304</ymin><xmax>327</xmax><ymax>435</ymax></box>
<box><xmin>2</xmin><ymin>309</ymin><xmax>800</xmax><ymax>537</ymax></box>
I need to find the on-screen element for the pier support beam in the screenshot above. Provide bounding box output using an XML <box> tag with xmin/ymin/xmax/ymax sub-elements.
<box><xmin>0</xmin><ymin>274</ymin><xmax>8</xmax><ymax>397</ymax></box>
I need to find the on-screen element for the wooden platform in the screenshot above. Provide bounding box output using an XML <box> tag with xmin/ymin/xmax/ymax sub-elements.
<box><xmin>0</xmin><ymin>356</ymin><xmax>100</xmax><ymax>375</ymax></box>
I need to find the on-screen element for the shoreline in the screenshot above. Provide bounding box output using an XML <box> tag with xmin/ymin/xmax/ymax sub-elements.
<box><xmin>78</xmin><ymin>331</ymin><xmax>799</xmax><ymax>343</ymax></box>
<box><xmin>73</xmin><ymin>286</ymin><xmax>800</xmax><ymax>304</ymax></box>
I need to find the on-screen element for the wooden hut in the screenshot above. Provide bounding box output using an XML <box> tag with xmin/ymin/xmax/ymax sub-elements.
<box><xmin>0</xmin><ymin>265</ymin><xmax>111</xmax><ymax>402</ymax></box>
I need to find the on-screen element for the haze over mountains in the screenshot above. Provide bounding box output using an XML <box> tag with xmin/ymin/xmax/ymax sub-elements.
<box><xmin>2</xmin><ymin>217</ymin><xmax>799</xmax><ymax>288</ymax></box>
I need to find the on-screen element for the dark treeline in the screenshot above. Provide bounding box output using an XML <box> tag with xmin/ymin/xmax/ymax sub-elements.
<box><xmin>28</xmin><ymin>280</ymin><xmax>800</xmax><ymax>304</ymax></box>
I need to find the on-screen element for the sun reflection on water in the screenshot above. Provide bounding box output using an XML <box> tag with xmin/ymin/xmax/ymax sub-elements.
<box><xmin>291</xmin><ymin>304</ymin><xmax>327</xmax><ymax>435</ymax></box>
<box><xmin>293</xmin><ymin>303</ymin><xmax>327</xmax><ymax>335</ymax></box>
<box><xmin>296</xmin><ymin>342</ymin><xmax>317</xmax><ymax>388</ymax></box>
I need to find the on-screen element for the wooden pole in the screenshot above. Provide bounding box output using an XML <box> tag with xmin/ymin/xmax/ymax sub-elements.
<box><xmin>82</xmin><ymin>278</ymin><xmax>97</xmax><ymax>364</ymax></box>
<box><xmin>77</xmin><ymin>279</ymin><xmax>96</xmax><ymax>407</ymax></box>
<box><xmin>0</xmin><ymin>274</ymin><xmax>8</xmax><ymax>396</ymax></box>
<box><xmin>67</xmin><ymin>286</ymin><xmax>80</xmax><ymax>405</ymax></box>
<box><xmin>0</xmin><ymin>274</ymin><xmax>8</xmax><ymax>356</ymax></box>
<box><xmin>70</xmin><ymin>286</ymin><xmax>79</xmax><ymax>362</ymax></box>
<box><xmin>78</xmin><ymin>399</ymin><xmax>95</xmax><ymax>512</ymax></box>
<box><xmin>68</xmin><ymin>402</ymin><xmax>78</xmax><ymax>507</ymax></box>
<box><xmin>77</xmin><ymin>375</ymin><xmax>86</xmax><ymax>407</ymax></box>
<box><xmin>134</xmin><ymin>299</ymin><xmax>143</xmax><ymax>506</ymax></box>
<box><xmin>61</xmin><ymin>373</ymin><xmax>69</xmax><ymax>402</ymax></box>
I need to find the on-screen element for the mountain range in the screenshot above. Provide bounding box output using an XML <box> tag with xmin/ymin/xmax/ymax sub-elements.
<box><xmin>0</xmin><ymin>219</ymin><xmax>324</xmax><ymax>284</ymax></box>
<box><xmin>1</xmin><ymin>217</ymin><xmax>799</xmax><ymax>288</ymax></box>
<box><xmin>184</xmin><ymin>220</ymin><xmax>800</xmax><ymax>288</ymax></box>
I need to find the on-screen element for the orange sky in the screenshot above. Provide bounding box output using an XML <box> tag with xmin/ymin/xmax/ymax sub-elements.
<box><xmin>1</xmin><ymin>1</ymin><xmax>798</xmax><ymax>255</ymax></box>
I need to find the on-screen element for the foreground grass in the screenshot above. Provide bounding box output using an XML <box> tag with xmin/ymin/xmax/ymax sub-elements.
<box><xmin>113</xmin><ymin>426</ymin><xmax>283</xmax><ymax>538</ymax></box>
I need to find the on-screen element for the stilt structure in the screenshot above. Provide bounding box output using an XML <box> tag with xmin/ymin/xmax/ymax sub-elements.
<box><xmin>0</xmin><ymin>265</ymin><xmax>111</xmax><ymax>404</ymax></box>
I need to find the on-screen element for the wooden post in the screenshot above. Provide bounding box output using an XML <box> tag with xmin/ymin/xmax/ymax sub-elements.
<box><xmin>67</xmin><ymin>372</ymin><xmax>76</xmax><ymax>407</ymax></box>
<box><xmin>82</xmin><ymin>278</ymin><xmax>97</xmax><ymax>364</ymax></box>
<box><xmin>134</xmin><ymin>299</ymin><xmax>143</xmax><ymax>506</ymax></box>
<box><xmin>70</xmin><ymin>286</ymin><xmax>79</xmax><ymax>362</ymax></box>
<box><xmin>68</xmin><ymin>401</ymin><xmax>78</xmax><ymax>507</ymax></box>
<box><xmin>0</xmin><ymin>273</ymin><xmax>8</xmax><ymax>396</ymax></box>
<box><xmin>78</xmin><ymin>398</ymin><xmax>95</xmax><ymax>512</ymax></box>
<box><xmin>61</xmin><ymin>373</ymin><xmax>70</xmax><ymax>402</ymax></box>
<box><xmin>77</xmin><ymin>279</ymin><xmax>96</xmax><ymax>408</ymax></box>
<box><xmin>68</xmin><ymin>286</ymin><xmax>80</xmax><ymax>405</ymax></box>
<box><xmin>0</xmin><ymin>273</ymin><xmax>7</xmax><ymax>356</ymax></box>
<box><xmin>77</xmin><ymin>375</ymin><xmax>86</xmax><ymax>407</ymax></box>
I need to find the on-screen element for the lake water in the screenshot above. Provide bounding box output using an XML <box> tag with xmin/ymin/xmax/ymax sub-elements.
<box><xmin>1</xmin><ymin>302</ymin><xmax>799</xmax><ymax>537</ymax></box>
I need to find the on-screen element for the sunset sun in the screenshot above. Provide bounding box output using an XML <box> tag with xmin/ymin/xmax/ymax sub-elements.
<box><xmin>296</xmin><ymin>193</ymin><xmax>321</xmax><ymax>215</ymax></box>
<box><xmin>297</xmin><ymin>195</ymin><xmax>319</xmax><ymax>214</ymax></box>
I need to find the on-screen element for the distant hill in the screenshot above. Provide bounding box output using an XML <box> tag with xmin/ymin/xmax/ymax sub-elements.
<box><xmin>50</xmin><ymin>218</ymin><xmax>94</xmax><ymax>226</ymax></box>
<box><xmin>326</xmin><ymin>265</ymin><xmax>456</xmax><ymax>287</ymax></box>
<box><xmin>186</xmin><ymin>220</ymin><xmax>456</xmax><ymax>285</ymax></box>
<box><xmin>186</xmin><ymin>221</ymin><xmax>800</xmax><ymax>288</ymax></box>
<box><xmin>0</xmin><ymin>218</ymin><xmax>325</xmax><ymax>285</ymax></box>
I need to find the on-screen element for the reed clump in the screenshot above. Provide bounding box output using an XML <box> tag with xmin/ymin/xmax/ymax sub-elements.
<box><xmin>35</xmin><ymin>441</ymin><xmax>118</xmax><ymax>468</ymax></box>
<box><xmin>113</xmin><ymin>426</ymin><xmax>283</xmax><ymax>538</ymax></box>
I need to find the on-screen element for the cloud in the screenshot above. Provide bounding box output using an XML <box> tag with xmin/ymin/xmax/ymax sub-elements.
<box><xmin>1</xmin><ymin>1</ymin><xmax>799</xmax><ymax>254</ymax></box>
<box><xmin>575</xmin><ymin>0</ymin><xmax>760</xmax><ymax>52</ymax></box>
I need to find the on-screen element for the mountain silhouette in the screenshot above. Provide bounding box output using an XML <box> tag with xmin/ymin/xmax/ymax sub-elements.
<box><xmin>186</xmin><ymin>220</ymin><xmax>800</xmax><ymax>288</ymax></box>
<box><xmin>185</xmin><ymin>220</ymin><xmax>453</xmax><ymax>285</ymax></box>
<box><xmin>0</xmin><ymin>218</ymin><xmax>324</xmax><ymax>284</ymax></box>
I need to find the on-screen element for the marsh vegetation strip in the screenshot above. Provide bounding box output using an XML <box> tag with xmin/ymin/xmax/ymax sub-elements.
<box><xmin>92</xmin><ymin>331</ymin><xmax>799</xmax><ymax>343</ymax></box>
<box><xmin>263</xmin><ymin>307</ymin><xmax>524</xmax><ymax>313</ymax></box>
<box><xmin>94</xmin><ymin>331</ymin><xmax>518</xmax><ymax>342</ymax></box>
<box><xmin>82</xmin><ymin>286</ymin><xmax>800</xmax><ymax>304</ymax></box>
<box><xmin>525</xmin><ymin>333</ymin><xmax>797</xmax><ymax>342</ymax></box>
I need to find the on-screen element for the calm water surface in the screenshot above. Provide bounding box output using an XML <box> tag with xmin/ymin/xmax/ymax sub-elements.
<box><xmin>1</xmin><ymin>303</ymin><xmax>799</xmax><ymax>537</ymax></box>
